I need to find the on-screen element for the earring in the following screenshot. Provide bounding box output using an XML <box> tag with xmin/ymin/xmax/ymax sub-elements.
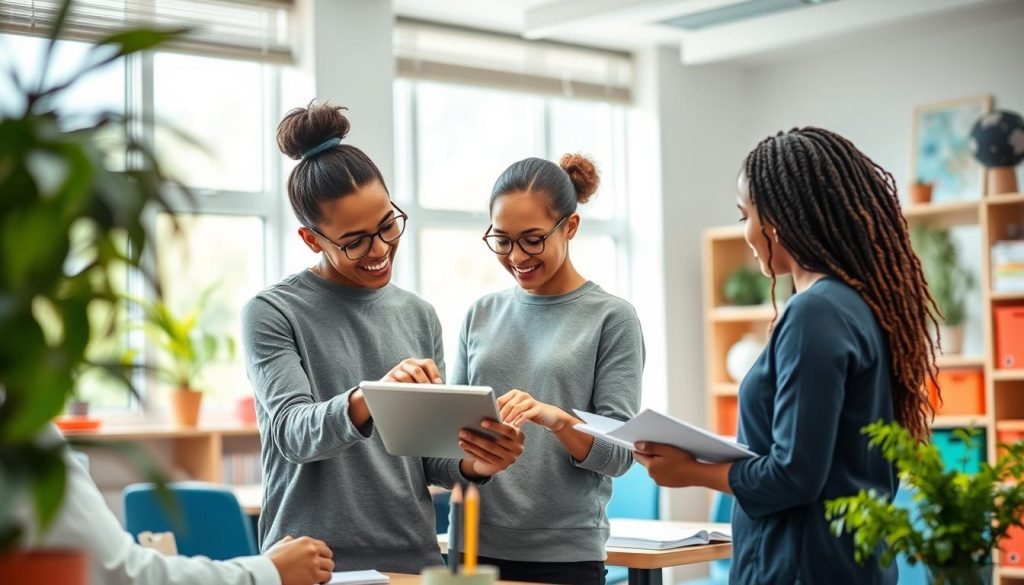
<box><xmin>773</xmin><ymin>230</ymin><xmax>780</xmax><ymax>243</ymax></box>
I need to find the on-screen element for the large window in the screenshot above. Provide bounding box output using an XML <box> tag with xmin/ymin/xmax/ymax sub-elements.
<box><xmin>393</xmin><ymin>79</ymin><xmax>631</xmax><ymax>363</ymax></box>
<box><xmin>1</xmin><ymin>33</ymin><xmax>280</xmax><ymax>415</ymax></box>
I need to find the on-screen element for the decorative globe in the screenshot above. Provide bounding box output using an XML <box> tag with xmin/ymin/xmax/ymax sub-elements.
<box><xmin>969</xmin><ymin>109</ymin><xmax>1024</xmax><ymax>167</ymax></box>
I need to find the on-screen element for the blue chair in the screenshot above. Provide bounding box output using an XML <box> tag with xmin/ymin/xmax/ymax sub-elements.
<box><xmin>606</xmin><ymin>464</ymin><xmax>661</xmax><ymax>584</ymax></box>
<box><xmin>123</xmin><ymin>482</ymin><xmax>258</xmax><ymax>560</ymax></box>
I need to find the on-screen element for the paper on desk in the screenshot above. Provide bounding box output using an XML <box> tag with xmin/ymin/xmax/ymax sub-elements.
<box><xmin>573</xmin><ymin>409</ymin><xmax>755</xmax><ymax>463</ymax></box>
<box><xmin>608</xmin><ymin>519</ymin><xmax>732</xmax><ymax>550</ymax></box>
<box><xmin>328</xmin><ymin>570</ymin><xmax>390</xmax><ymax>584</ymax></box>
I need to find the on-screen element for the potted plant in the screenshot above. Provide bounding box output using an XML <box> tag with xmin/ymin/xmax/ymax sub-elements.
<box><xmin>127</xmin><ymin>288</ymin><xmax>235</xmax><ymax>427</ymax></box>
<box><xmin>911</xmin><ymin>225</ymin><xmax>975</xmax><ymax>355</ymax></box>
<box><xmin>723</xmin><ymin>264</ymin><xmax>772</xmax><ymax>306</ymax></box>
<box><xmin>0</xmin><ymin>1</ymin><xmax>183</xmax><ymax>580</ymax></box>
<box><xmin>910</xmin><ymin>177</ymin><xmax>934</xmax><ymax>206</ymax></box>
<box><xmin>826</xmin><ymin>421</ymin><xmax>1024</xmax><ymax>585</ymax></box>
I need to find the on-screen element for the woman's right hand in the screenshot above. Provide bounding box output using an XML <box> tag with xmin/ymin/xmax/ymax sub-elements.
<box><xmin>267</xmin><ymin>535</ymin><xmax>334</xmax><ymax>585</ymax></box>
<box><xmin>381</xmin><ymin>358</ymin><xmax>443</xmax><ymax>384</ymax></box>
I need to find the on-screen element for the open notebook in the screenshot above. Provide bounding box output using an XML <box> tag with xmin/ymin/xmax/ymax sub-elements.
<box><xmin>327</xmin><ymin>570</ymin><xmax>389</xmax><ymax>585</ymax></box>
<box><xmin>608</xmin><ymin>519</ymin><xmax>732</xmax><ymax>550</ymax></box>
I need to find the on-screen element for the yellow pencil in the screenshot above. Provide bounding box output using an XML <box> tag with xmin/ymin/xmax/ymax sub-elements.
<box><xmin>464</xmin><ymin>483</ymin><xmax>479</xmax><ymax>575</ymax></box>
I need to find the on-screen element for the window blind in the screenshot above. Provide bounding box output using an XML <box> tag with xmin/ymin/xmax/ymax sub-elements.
<box><xmin>0</xmin><ymin>0</ymin><xmax>294</xmax><ymax>63</ymax></box>
<box><xmin>394</xmin><ymin>18</ymin><xmax>633</xmax><ymax>103</ymax></box>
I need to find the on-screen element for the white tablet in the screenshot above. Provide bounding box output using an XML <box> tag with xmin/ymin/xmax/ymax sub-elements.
<box><xmin>358</xmin><ymin>381</ymin><xmax>502</xmax><ymax>459</ymax></box>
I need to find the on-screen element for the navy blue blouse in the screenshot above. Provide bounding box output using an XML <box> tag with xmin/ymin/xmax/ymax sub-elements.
<box><xmin>727</xmin><ymin>277</ymin><xmax>899</xmax><ymax>584</ymax></box>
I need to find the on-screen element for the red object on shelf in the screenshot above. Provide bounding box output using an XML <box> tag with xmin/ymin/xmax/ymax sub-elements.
<box><xmin>927</xmin><ymin>369</ymin><xmax>985</xmax><ymax>416</ymax></box>
<box><xmin>1002</xmin><ymin>525</ymin><xmax>1024</xmax><ymax>566</ymax></box>
<box><xmin>717</xmin><ymin>397</ymin><xmax>739</xmax><ymax>436</ymax></box>
<box><xmin>53</xmin><ymin>416</ymin><xmax>102</xmax><ymax>432</ymax></box>
<box><xmin>995</xmin><ymin>305</ymin><xmax>1024</xmax><ymax>369</ymax></box>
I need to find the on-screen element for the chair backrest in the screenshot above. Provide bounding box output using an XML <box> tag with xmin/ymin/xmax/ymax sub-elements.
<box><xmin>123</xmin><ymin>481</ymin><xmax>258</xmax><ymax>560</ymax></box>
<box><xmin>708</xmin><ymin>492</ymin><xmax>735</xmax><ymax>582</ymax></box>
<box><xmin>607</xmin><ymin>464</ymin><xmax>660</xmax><ymax>520</ymax></box>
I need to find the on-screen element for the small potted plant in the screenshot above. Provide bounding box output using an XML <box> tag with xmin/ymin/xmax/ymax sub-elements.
<box><xmin>911</xmin><ymin>225</ymin><xmax>975</xmax><ymax>355</ymax></box>
<box><xmin>826</xmin><ymin>421</ymin><xmax>1024</xmax><ymax>585</ymax></box>
<box><xmin>909</xmin><ymin>177</ymin><xmax>934</xmax><ymax>206</ymax></box>
<box><xmin>127</xmin><ymin>288</ymin><xmax>235</xmax><ymax>427</ymax></box>
<box><xmin>723</xmin><ymin>264</ymin><xmax>772</xmax><ymax>306</ymax></box>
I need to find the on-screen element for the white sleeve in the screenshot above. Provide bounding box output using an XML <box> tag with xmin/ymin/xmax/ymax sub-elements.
<box><xmin>30</xmin><ymin>426</ymin><xmax>281</xmax><ymax>585</ymax></box>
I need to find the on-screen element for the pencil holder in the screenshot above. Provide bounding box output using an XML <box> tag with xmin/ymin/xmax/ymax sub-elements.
<box><xmin>421</xmin><ymin>565</ymin><xmax>498</xmax><ymax>585</ymax></box>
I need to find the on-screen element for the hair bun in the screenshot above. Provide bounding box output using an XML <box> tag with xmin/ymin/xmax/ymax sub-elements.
<box><xmin>276</xmin><ymin>100</ymin><xmax>352</xmax><ymax>160</ymax></box>
<box><xmin>558</xmin><ymin>153</ymin><xmax>600</xmax><ymax>204</ymax></box>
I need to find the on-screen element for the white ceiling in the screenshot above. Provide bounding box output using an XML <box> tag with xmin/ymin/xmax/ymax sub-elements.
<box><xmin>393</xmin><ymin>0</ymin><xmax>1024</xmax><ymax>64</ymax></box>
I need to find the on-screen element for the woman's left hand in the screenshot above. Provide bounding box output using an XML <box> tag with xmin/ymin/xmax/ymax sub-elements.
<box><xmin>634</xmin><ymin>442</ymin><xmax>701</xmax><ymax>488</ymax></box>
<box><xmin>497</xmin><ymin>389</ymin><xmax>570</xmax><ymax>431</ymax></box>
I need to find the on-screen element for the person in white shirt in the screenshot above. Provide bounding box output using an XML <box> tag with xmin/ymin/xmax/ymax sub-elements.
<box><xmin>19</xmin><ymin>426</ymin><xmax>334</xmax><ymax>585</ymax></box>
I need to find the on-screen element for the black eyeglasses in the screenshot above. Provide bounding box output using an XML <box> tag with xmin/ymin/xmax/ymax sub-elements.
<box><xmin>482</xmin><ymin>215</ymin><xmax>569</xmax><ymax>256</ymax></box>
<box><xmin>307</xmin><ymin>203</ymin><xmax>408</xmax><ymax>261</ymax></box>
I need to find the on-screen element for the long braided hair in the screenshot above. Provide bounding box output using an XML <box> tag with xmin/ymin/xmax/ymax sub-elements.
<box><xmin>744</xmin><ymin>127</ymin><xmax>940</xmax><ymax>440</ymax></box>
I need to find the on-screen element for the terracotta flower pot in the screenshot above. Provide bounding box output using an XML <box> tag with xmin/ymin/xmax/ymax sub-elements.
<box><xmin>987</xmin><ymin>166</ymin><xmax>1019</xmax><ymax>196</ymax></box>
<box><xmin>909</xmin><ymin>182</ymin><xmax>934</xmax><ymax>205</ymax></box>
<box><xmin>0</xmin><ymin>550</ymin><xmax>88</xmax><ymax>585</ymax></box>
<box><xmin>170</xmin><ymin>388</ymin><xmax>203</xmax><ymax>427</ymax></box>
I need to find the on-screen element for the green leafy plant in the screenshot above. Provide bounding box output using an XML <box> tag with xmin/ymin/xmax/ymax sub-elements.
<box><xmin>0</xmin><ymin>0</ymin><xmax>185</xmax><ymax>552</ymax></box>
<box><xmin>826</xmin><ymin>421</ymin><xmax>1024</xmax><ymax>580</ymax></box>
<box><xmin>723</xmin><ymin>264</ymin><xmax>771</xmax><ymax>306</ymax></box>
<box><xmin>126</xmin><ymin>287</ymin><xmax>235</xmax><ymax>393</ymax></box>
<box><xmin>911</xmin><ymin>225</ymin><xmax>975</xmax><ymax>327</ymax></box>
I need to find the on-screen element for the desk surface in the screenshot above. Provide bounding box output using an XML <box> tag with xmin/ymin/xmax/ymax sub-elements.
<box><xmin>437</xmin><ymin>522</ymin><xmax>731</xmax><ymax>569</ymax></box>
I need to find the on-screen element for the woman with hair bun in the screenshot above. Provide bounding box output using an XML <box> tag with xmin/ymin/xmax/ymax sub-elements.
<box><xmin>448</xmin><ymin>154</ymin><xmax>646</xmax><ymax>585</ymax></box>
<box><xmin>241</xmin><ymin>101</ymin><xmax>524</xmax><ymax>574</ymax></box>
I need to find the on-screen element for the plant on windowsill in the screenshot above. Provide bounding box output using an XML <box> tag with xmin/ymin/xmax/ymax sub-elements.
<box><xmin>825</xmin><ymin>421</ymin><xmax>1024</xmax><ymax>585</ymax></box>
<box><xmin>126</xmin><ymin>287</ymin><xmax>235</xmax><ymax>428</ymax></box>
<box><xmin>909</xmin><ymin>177</ymin><xmax>934</xmax><ymax>206</ymax></box>
<box><xmin>910</xmin><ymin>225</ymin><xmax>976</xmax><ymax>355</ymax></box>
<box><xmin>0</xmin><ymin>0</ymin><xmax>185</xmax><ymax>579</ymax></box>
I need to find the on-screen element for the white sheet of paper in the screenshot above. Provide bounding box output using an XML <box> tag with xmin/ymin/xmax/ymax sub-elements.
<box><xmin>574</xmin><ymin>409</ymin><xmax>756</xmax><ymax>463</ymax></box>
<box><xmin>327</xmin><ymin>570</ymin><xmax>390</xmax><ymax>585</ymax></box>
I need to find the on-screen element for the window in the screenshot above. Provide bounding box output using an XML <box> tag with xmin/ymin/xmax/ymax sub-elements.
<box><xmin>394</xmin><ymin>79</ymin><xmax>631</xmax><ymax>363</ymax></box>
<box><xmin>2</xmin><ymin>32</ymin><xmax>282</xmax><ymax>415</ymax></box>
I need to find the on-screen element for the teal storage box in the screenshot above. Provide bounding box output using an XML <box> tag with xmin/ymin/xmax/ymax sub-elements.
<box><xmin>933</xmin><ymin>428</ymin><xmax>986</xmax><ymax>473</ymax></box>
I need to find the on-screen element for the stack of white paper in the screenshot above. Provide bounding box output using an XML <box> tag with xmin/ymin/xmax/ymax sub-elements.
<box><xmin>328</xmin><ymin>570</ymin><xmax>390</xmax><ymax>585</ymax></box>
<box><xmin>608</xmin><ymin>519</ymin><xmax>733</xmax><ymax>550</ymax></box>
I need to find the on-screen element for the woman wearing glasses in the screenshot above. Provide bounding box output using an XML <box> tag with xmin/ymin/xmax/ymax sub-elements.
<box><xmin>241</xmin><ymin>101</ymin><xmax>524</xmax><ymax>573</ymax></box>
<box><xmin>448</xmin><ymin>154</ymin><xmax>645</xmax><ymax>585</ymax></box>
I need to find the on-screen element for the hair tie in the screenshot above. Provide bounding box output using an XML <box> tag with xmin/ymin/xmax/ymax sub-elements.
<box><xmin>301</xmin><ymin>137</ymin><xmax>341</xmax><ymax>160</ymax></box>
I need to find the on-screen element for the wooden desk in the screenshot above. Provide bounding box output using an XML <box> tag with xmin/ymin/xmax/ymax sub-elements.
<box><xmin>437</xmin><ymin>522</ymin><xmax>731</xmax><ymax>585</ymax></box>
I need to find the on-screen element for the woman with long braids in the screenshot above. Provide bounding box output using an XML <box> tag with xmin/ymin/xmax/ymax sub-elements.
<box><xmin>634</xmin><ymin>127</ymin><xmax>939</xmax><ymax>584</ymax></box>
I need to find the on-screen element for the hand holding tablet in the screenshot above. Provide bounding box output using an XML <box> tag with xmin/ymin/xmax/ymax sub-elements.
<box><xmin>358</xmin><ymin>382</ymin><xmax>525</xmax><ymax>469</ymax></box>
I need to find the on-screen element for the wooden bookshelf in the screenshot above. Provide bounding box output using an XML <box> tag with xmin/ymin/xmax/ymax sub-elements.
<box><xmin>63</xmin><ymin>424</ymin><xmax>260</xmax><ymax>484</ymax></box>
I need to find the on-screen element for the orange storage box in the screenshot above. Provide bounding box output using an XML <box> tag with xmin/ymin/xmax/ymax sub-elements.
<box><xmin>995</xmin><ymin>305</ymin><xmax>1024</xmax><ymax>369</ymax></box>
<box><xmin>717</xmin><ymin>397</ymin><xmax>739</xmax><ymax>437</ymax></box>
<box><xmin>1003</xmin><ymin>525</ymin><xmax>1024</xmax><ymax>566</ymax></box>
<box><xmin>927</xmin><ymin>368</ymin><xmax>985</xmax><ymax>416</ymax></box>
